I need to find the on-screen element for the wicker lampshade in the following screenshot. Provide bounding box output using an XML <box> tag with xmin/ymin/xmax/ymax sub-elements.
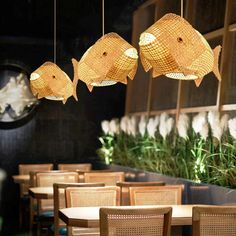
<box><xmin>72</xmin><ymin>32</ymin><xmax>138</xmax><ymax>92</ymax></box>
<box><xmin>139</xmin><ymin>13</ymin><xmax>221</xmax><ymax>87</ymax></box>
<box><xmin>30</xmin><ymin>62</ymin><xmax>77</xmax><ymax>104</ymax></box>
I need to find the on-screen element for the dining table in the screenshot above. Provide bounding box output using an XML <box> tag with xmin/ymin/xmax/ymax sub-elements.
<box><xmin>59</xmin><ymin>204</ymin><xmax>205</xmax><ymax>228</ymax></box>
<box><xmin>29</xmin><ymin>186</ymin><xmax>54</xmax><ymax>199</ymax></box>
<box><xmin>12</xmin><ymin>174</ymin><xmax>30</xmax><ymax>184</ymax></box>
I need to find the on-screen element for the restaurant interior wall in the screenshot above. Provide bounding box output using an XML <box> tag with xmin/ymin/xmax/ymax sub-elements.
<box><xmin>0</xmin><ymin>1</ymin><xmax>145</xmax><ymax>234</ymax></box>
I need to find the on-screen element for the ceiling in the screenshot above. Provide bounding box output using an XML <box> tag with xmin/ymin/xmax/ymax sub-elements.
<box><xmin>0</xmin><ymin>0</ymin><xmax>145</xmax><ymax>40</ymax></box>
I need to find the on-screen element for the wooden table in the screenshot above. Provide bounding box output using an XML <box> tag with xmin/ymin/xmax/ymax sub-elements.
<box><xmin>29</xmin><ymin>187</ymin><xmax>54</xmax><ymax>199</ymax></box>
<box><xmin>59</xmin><ymin>205</ymin><xmax>202</xmax><ymax>228</ymax></box>
<box><xmin>12</xmin><ymin>175</ymin><xmax>30</xmax><ymax>184</ymax></box>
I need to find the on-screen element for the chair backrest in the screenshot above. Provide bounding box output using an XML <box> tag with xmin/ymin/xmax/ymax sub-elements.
<box><xmin>65</xmin><ymin>186</ymin><xmax>120</xmax><ymax>207</ymax></box>
<box><xmin>53</xmin><ymin>182</ymin><xmax>105</xmax><ymax>236</ymax></box>
<box><xmin>58</xmin><ymin>163</ymin><xmax>92</xmax><ymax>172</ymax></box>
<box><xmin>116</xmin><ymin>181</ymin><xmax>165</xmax><ymax>205</ymax></box>
<box><xmin>129</xmin><ymin>185</ymin><xmax>183</xmax><ymax>205</ymax></box>
<box><xmin>18</xmin><ymin>163</ymin><xmax>53</xmax><ymax>197</ymax></box>
<box><xmin>84</xmin><ymin>172</ymin><xmax>125</xmax><ymax>186</ymax></box>
<box><xmin>192</xmin><ymin>206</ymin><xmax>236</xmax><ymax>236</ymax></box>
<box><xmin>36</xmin><ymin>171</ymin><xmax>79</xmax><ymax>212</ymax></box>
<box><xmin>100</xmin><ymin>207</ymin><xmax>172</xmax><ymax>236</ymax></box>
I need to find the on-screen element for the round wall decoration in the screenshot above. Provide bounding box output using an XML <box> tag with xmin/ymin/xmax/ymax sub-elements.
<box><xmin>0</xmin><ymin>61</ymin><xmax>39</xmax><ymax>128</ymax></box>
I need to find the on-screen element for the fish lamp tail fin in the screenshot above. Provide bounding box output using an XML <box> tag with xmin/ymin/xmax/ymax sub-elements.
<box><xmin>71</xmin><ymin>58</ymin><xmax>79</xmax><ymax>101</ymax></box>
<box><xmin>194</xmin><ymin>77</ymin><xmax>204</xmax><ymax>87</ymax></box>
<box><xmin>212</xmin><ymin>45</ymin><xmax>222</xmax><ymax>81</ymax></box>
<box><xmin>87</xmin><ymin>84</ymin><xmax>93</xmax><ymax>92</ymax></box>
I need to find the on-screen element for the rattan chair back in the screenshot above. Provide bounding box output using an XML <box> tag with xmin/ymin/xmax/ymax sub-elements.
<box><xmin>116</xmin><ymin>181</ymin><xmax>165</xmax><ymax>205</ymax></box>
<box><xmin>58</xmin><ymin>163</ymin><xmax>92</xmax><ymax>172</ymax></box>
<box><xmin>36</xmin><ymin>171</ymin><xmax>78</xmax><ymax>212</ymax></box>
<box><xmin>84</xmin><ymin>172</ymin><xmax>125</xmax><ymax>186</ymax></box>
<box><xmin>65</xmin><ymin>186</ymin><xmax>120</xmax><ymax>236</ymax></box>
<box><xmin>130</xmin><ymin>185</ymin><xmax>183</xmax><ymax>205</ymax></box>
<box><xmin>53</xmin><ymin>182</ymin><xmax>105</xmax><ymax>236</ymax></box>
<box><xmin>100</xmin><ymin>207</ymin><xmax>172</xmax><ymax>236</ymax></box>
<box><xmin>192</xmin><ymin>206</ymin><xmax>236</xmax><ymax>236</ymax></box>
<box><xmin>18</xmin><ymin>163</ymin><xmax>53</xmax><ymax>197</ymax></box>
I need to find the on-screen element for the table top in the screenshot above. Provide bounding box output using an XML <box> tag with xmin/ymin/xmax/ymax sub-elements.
<box><xmin>59</xmin><ymin>205</ymin><xmax>204</xmax><ymax>227</ymax></box>
<box><xmin>29</xmin><ymin>187</ymin><xmax>53</xmax><ymax>199</ymax></box>
<box><xmin>12</xmin><ymin>175</ymin><xmax>30</xmax><ymax>184</ymax></box>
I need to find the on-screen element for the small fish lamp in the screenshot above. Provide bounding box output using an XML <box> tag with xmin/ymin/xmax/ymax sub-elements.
<box><xmin>139</xmin><ymin>13</ymin><xmax>221</xmax><ymax>86</ymax></box>
<box><xmin>30</xmin><ymin>0</ymin><xmax>76</xmax><ymax>103</ymax></box>
<box><xmin>74</xmin><ymin>33</ymin><xmax>138</xmax><ymax>91</ymax></box>
<box><xmin>30</xmin><ymin>62</ymin><xmax>74</xmax><ymax>104</ymax></box>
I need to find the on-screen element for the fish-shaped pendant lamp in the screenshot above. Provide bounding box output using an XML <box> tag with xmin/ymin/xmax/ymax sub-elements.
<box><xmin>139</xmin><ymin>13</ymin><xmax>221</xmax><ymax>87</ymax></box>
<box><xmin>30</xmin><ymin>62</ymin><xmax>78</xmax><ymax>104</ymax></box>
<box><xmin>72</xmin><ymin>32</ymin><xmax>138</xmax><ymax>92</ymax></box>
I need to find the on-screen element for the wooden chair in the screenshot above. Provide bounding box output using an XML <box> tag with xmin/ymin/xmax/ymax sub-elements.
<box><xmin>65</xmin><ymin>186</ymin><xmax>120</xmax><ymax>236</ymax></box>
<box><xmin>53</xmin><ymin>182</ymin><xmax>105</xmax><ymax>236</ymax></box>
<box><xmin>84</xmin><ymin>172</ymin><xmax>125</xmax><ymax>186</ymax></box>
<box><xmin>18</xmin><ymin>163</ymin><xmax>53</xmax><ymax>197</ymax></box>
<box><xmin>58</xmin><ymin>163</ymin><xmax>92</xmax><ymax>172</ymax></box>
<box><xmin>33</xmin><ymin>171</ymin><xmax>79</xmax><ymax>234</ymax></box>
<box><xmin>129</xmin><ymin>185</ymin><xmax>183</xmax><ymax>205</ymax></box>
<box><xmin>192</xmin><ymin>206</ymin><xmax>236</xmax><ymax>236</ymax></box>
<box><xmin>100</xmin><ymin>207</ymin><xmax>172</xmax><ymax>236</ymax></box>
<box><xmin>116</xmin><ymin>181</ymin><xmax>165</xmax><ymax>205</ymax></box>
<box><xmin>18</xmin><ymin>163</ymin><xmax>53</xmax><ymax>229</ymax></box>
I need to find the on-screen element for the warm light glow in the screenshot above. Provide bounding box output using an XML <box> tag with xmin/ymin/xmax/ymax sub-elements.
<box><xmin>139</xmin><ymin>33</ymin><xmax>156</xmax><ymax>46</ymax></box>
<box><xmin>91</xmin><ymin>81</ymin><xmax>117</xmax><ymax>87</ymax></box>
<box><xmin>124</xmin><ymin>48</ymin><xmax>138</xmax><ymax>59</ymax></box>
<box><xmin>165</xmin><ymin>72</ymin><xmax>198</xmax><ymax>80</ymax></box>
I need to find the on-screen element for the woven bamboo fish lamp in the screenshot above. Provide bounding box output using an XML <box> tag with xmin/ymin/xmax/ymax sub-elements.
<box><xmin>30</xmin><ymin>62</ymin><xmax>76</xmax><ymax>104</ymax></box>
<box><xmin>139</xmin><ymin>13</ymin><xmax>221</xmax><ymax>87</ymax></box>
<box><xmin>72</xmin><ymin>32</ymin><xmax>138</xmax><ymax>92</ymax></box>
<box><xmin>30</xmin><ymin>0</ymin><xmax>77</xmax><ymax>103</ymax></box>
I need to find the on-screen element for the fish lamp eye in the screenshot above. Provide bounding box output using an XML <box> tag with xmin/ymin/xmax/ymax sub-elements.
<box><xmin>103</xmin><ymin>52</ymin><xmax>107</xmax><ymax>56</ymax></box>
<box><xmin>177</xmin><ymin>37</ymin><xmax>183</xmax><ymax>43</ymax></box>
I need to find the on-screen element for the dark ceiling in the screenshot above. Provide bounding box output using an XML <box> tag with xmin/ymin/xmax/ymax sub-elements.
<box><xmin>0</xmin><ymin>0</ymin><xmax>145</xmax><ymax>40</ymax></box>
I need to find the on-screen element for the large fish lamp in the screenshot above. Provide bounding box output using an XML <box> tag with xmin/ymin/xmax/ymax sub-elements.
<box><xmin>138</xmin><ymin>13</ymin><xmax>221</xmax><ymax>86</ymax></box>
<box><xmin>139</xmin><ymin>32</ymin><xmax>197</xmax><ymax>81</ymax></box>
<box><xmin>75</xmin><ymin>33</ymin><xmax>138</xmax><ymax>91</ymax></box>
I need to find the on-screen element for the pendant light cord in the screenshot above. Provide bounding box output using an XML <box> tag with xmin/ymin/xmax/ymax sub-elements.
<box><xmin>54</xmin><ymin>0</ymin><xmax>57</xmax><ymax>63</ymax></box>
<box><xmin>181</xmin><ymin>0</ymin><xmax>184</xmax><ymax>18</ymax></box>
<box><xmin>102</xmin><ymin>0</ymin><xmax>104</xmax><ymax>36</ymax></box>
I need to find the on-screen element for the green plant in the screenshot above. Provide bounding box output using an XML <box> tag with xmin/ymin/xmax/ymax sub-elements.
<box><xmin>97</xmin><ymin>113</ymin><xmax>236</xmax><ymax>189</ymax></box>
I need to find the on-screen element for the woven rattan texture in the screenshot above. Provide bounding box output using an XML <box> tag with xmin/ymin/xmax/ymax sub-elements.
<box><xmin>18</xmin><ymin>164</ymin><xmax>53</xmax><ymax>197</ymax></box>
<box><xmin>84</xmin><ymin>172</ymin><xmax>125</xmax><ymax>186</ymax></box>
<box><xmin>139</xmin><ymin>13</ymin><xmax>218</xmax><ymax>81</ymax></box>
<box><xmin>100</xmin><ymin>207</ymin><xmax>172</xmax><ymax>236</ymax></box>
<box><xmin>36</xmin><ymin>172</ymin><xmax>78</xmax><ymax>212</ymax></box>
<box><xmin>30</xmin><ymin>62</ymin><xmax>73</xmax><ymax>101</ymax></box>
<box><xmin>76</xmin><ymin>33</ymin><xmax>138</xmax><ymax>88</ymax></box>
<box><xmin>66</xmin><ymin>186</ymin><xmax>120</xmax><ymax>207</ymax></box>
<box><xmin>66</xmin><ymin>186</ymin><xmax>120</xmax><ymax>236</ymax></box>
<box><xmin>199</xmin><ymin>213</ymin><xmax>236</xmax><ymax>236</ymax></box>
<box><xmin>130</xmin><ymin>186</ymin><xmax>182</xmax><ymax>206</ymax></box>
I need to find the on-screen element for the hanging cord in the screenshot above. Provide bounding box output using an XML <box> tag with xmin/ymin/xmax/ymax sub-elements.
<box><xmin>181</xmin><ymin>0</ymin><xmax>184</xmax><ymax>18</ymax></box>
<box><xmin>54</xmin><ymin>0</ymin><xmax>57</xmax><ymax>63</ymax></box>
<box><xmin>102</xmin><ymin>0</ymin><xmax>104</xmax><ymax>36</ymax></box>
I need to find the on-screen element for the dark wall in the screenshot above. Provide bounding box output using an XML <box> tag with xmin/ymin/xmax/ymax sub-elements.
<box><xmin>0</xmin><ymin>39</ymin><xmax>126</xmax><ymax>235</ymax></box>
